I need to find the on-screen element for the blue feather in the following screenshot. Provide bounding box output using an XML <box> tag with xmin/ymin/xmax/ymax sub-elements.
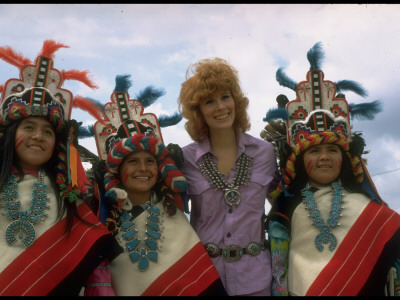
<box><xmin>136</xmin><ymin>85</ymin><xmax>166</xmax><ymax>108</ymax></box>
<box><xmin>78</xmin><ymin>124</ymin><xmax>95</xmax><ymax>138</ymax></box>
<box><xmin>158</xmin><ymin>112</ymin><xmax>182</xmax><ymax>127</ymax></box>
<box><xmin>114</xmin><ymin>74</ymin><xmax>132</xmax><ymax>93</ymax></box>
<box><xmin>307</xmin><ymin>42</ymin><xmax>324</xmax><ymax>70</ymax></box>
<box><xmin>276</xmin><ymin>68</ymin><xmax>297</xmax><ymax>91</ymax></box>
<box><xmin>335</xmin><ymin>80</ymin><xmax>368</xmax><ymax>98</ymax></box>
<box><xmin>263</xmin><ymin>108</ymin><xmax>288</xmax><ymax>122</ymax></box>
<box><xmin>349</xmin><ymin>100</ymin><xmax>382</xmax><ymax>120</ymax></box>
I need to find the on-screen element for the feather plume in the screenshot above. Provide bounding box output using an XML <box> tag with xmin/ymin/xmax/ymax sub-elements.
<box><xmin>0</xmin><ymin>46</ymin><xmax>32</xmax><ymax>69</ymax></box>
<box><xmin>276</xmin><ymin>68</ymin><xmax>297</xmax><ymax>91</ymax></box>
<box><xmin>307</xmin><ymin>42</ymin><xmax>324</xmax><ymax>70</ymax></box>
<box><xmin>114</xmin><ymin>74</ymin><xmax>132</xmax><ymax>93</ymax></box>
<box><xmin>61</xmin><ymin>70</ymin><xmax>99</xmax><ymax>89</ymax></box>
<box><xmin>349</xmin><ymin>100</ymin><xmax>382</xmax><ymax>120</ymax></box>
<box><xmin>73</xmin><ymin>96</ymin><xmax>106</xmax><ymax>124</ymax></box>
<box><xmin>38</xmin><ymin>39</ymin><xmax>69</xmax><ymax>59</ymax></box>
<box><xmin>263</xmin><ymin>107</ymin><xmax>288</xmax><ymax>122</ymax></box>
<box><xmin>335</xmin><ymin>80</ymin><xmax>368</xmax><ymax>98</ymax></box>
<box><xmin>78</xmin><ymin>124</ymin><xmax>95</xmax><ymax>138</ymax></box>
<box><xmin>158</xmin><ymin>112</ymin><xmax>182</xmax><ymax>127</ymax></box>
<box><xmin>0</xmin><ymin>85</ymin><xmax>3</xmax><ymax>95</ymax></box>
<box><xmin>136</xmin><ymin>85</ymin><xmax>166</xmax><ymax>108</ymax></box>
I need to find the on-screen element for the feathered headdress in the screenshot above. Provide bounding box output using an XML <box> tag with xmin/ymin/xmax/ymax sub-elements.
<box><xmin>0</xmin><ymin>39</ymin><xmax>105</xmax><ymax>202</ymax></box>
<box><xmin>93</xmin><ymin>75</ymin><xmax>186</xmax><ymax>222</ymax></box>
<box><xmin>261</xmin><ymin>42</ymin><xmax>383</xmax><ymax>202</ymax></box>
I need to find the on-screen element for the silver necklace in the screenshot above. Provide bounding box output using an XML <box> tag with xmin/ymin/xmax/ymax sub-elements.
<box><xmin>2</xmin><ymin>169</ymin><xmax>48</xmax><ymax>248</ymax></box>
<box><xmin>199</xmin><ymin>152</ymin><xmax>253</xmax><ymax>209</ymax></box>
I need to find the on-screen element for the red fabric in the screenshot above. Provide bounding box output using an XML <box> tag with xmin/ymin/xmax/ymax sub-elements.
<box><xmin>0</xmin><ymin>203</ymin><xmax>110</xmax><ymax>296</ymax></box>
<box><xmin>306</xmin><ymin>202</ymin><xmax>400</xmax><ymax>296</ymax></box>
<box><xmin>142</xmin><ymin>242</ymin><xmax>220</xmax><ymax>296</ymax></box>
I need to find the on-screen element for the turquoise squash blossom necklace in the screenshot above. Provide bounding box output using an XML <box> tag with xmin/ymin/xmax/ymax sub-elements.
<box><xmin>2</xmin><ymin>169</ymin><xmax>48</xmax><ymax>248</ymax></box>
<box><xmin>301</xmin><ymin>181</ymin><xmax>343</xmax><ymax>252</ymax></box>
<box><xmin>199</xmin><ymin>152</ymin><xmax>253</xmax><ymax>211</ymax></box>
<box><xmin>119</xmin><ymin>194</ymin><xmax>164</xmax><ymax>272</ymax></box>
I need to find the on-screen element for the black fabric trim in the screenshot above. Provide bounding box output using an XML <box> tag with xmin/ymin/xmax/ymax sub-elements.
<box><xmin>48</xmin><ymin>233</ymin><xmax>123</xmax><ymax>296</ymax></box>
<box><xmin>199</xmin><ymin>277</ymin><xmax>228</xmax><ymax>296</ymax></box>
<box><xmin>358</xmin><ymin>227</ymin><xmax>400</xmax><ymax>296</ymax></box>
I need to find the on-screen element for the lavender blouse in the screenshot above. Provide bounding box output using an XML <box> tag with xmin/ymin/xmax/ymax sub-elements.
<box><xmin>181</xmin><ymin>132</ymin><xmax>279</xmax><ymax>295</ymax></box>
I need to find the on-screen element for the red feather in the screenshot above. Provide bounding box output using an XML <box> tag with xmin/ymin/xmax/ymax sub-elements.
<box><xmin>73</xmin><ymin>96</ymin><xmax>106</xmax><ymax>125</ymax></box>
<box><xmin>0</xmin><ymin>46</ymin><xmax>32</xmax><ymax>69</ymax></box>
<box><xmin>61</xmin><ymin>70</ymin><xmax>99</xmax><ymax>89</ymax></box>
<box><xmin>38</xmin><ymin>39</ymin><xmax>68</xmax><ymax>59</ymax></box>
<box><xmin>0</xmin><ymin>85</ymin><xmax>3</xmax><ymax>95</ymax></box>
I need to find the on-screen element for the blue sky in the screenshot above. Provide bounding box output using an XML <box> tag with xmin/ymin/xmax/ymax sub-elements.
<box><xmin>0</xmin><ymin>4</ymin><xmax>399</xmax><ymax>211</ymax></box>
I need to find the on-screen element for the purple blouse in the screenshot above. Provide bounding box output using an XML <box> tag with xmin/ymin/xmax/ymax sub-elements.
<box><xmin>181</xmin><ymin>132</ymin><xmax>279</xmax><ymax>295</ymax></box>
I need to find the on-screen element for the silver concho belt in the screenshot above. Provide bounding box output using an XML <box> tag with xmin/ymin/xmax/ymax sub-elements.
<box><xmin>204</xmin><ymin>241</ymin><xmax>268</xmax><ymax>263</ymax></box>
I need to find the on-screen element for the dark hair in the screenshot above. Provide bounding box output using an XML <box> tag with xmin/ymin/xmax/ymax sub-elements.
<box><xmin>0</xmin><ymin>118</ymin><xmax>86</xmax><ymax>234</ymax></box>
<box><xmin>289</xmin><ymin>147</ymin><xmax>370</xmax><ymax>199</ymax></box>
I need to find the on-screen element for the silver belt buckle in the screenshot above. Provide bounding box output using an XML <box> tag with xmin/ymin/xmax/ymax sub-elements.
<box><xmin>222</xmin><ymin>244</ymin><xmax>243</xmax><ymax>262</ymax></box>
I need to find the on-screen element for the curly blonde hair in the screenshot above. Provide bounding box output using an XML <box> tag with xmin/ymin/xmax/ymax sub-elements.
<box><xmin>178</xmin><ymin>58</ymin><xmax>250</xmax><ymax>141</ymax></box>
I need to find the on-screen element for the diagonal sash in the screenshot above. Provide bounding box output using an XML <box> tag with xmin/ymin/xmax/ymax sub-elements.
<box><xmin>307</xmin><ymin>201</ymin><xmax>400</xmax><ymax>296</ymax></box>
<box><xmin>142</xmin><ymin>242</ymin><xmax>220</xmax><ymax>296</ymax></box>
<box><xmin>0</xmin><ymin>203</ymin><xmax>111</xmax><ymax>296</ymax></box>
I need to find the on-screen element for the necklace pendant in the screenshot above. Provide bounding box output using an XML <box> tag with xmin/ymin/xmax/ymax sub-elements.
<box><xmin>6</xmin><ymin>220</ymin><xmax>36</xmax><ymax>248</ymax></box>
<box><xmin>224</xmin><ymin>188</ymin><xmax>241</xmax><ymax>208</ymax></box>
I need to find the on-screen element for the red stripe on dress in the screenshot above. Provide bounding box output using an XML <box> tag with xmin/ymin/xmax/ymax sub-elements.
<box><xmin>142</xmin><ymin>242</ymin><xmax>220</xmax><ymax>296</ymax></box>
<box><xmin>0</xmin><ymin>203</ymin><xmax>110</xmax><ymax>296</ymax></box>
<box><xmin>306</xmin><ymin>202</ymin><xmax>400</xmax><ymax>296</ymax></box>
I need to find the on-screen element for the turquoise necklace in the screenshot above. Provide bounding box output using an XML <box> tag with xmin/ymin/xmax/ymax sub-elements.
<box><xmin>119</xmin><ymin>193</ymin><xmax>164</xmax><ymax>272</ymax></box>
<box><xmin>301</xmin><ymin>181</ymin><xmax>343</xmax><ymax>252</ymax></box>
<box><xmin>2</xmin><ymin>169</ymin><xmax>48</xmax><ymax>248</ymax></box>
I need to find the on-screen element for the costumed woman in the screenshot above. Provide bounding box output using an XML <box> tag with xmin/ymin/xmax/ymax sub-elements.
<box><xmin>261</xmin><ymin>42</ymin><xmax>400</xmax><ymax>296</ymax></box>
<box><xmin>0</xmin><ymin>40</ymin><xmax>118</xmax><ymax>295</ymax></box>
<box><xmin>178</xmin><ymin>58</ymin><xmax>279</xmax><ymax>296</ymax></box>
<box><xmin>84</xmin><ymin>75</ymin><xmax>227</xmax><ymax>296</ymax></box>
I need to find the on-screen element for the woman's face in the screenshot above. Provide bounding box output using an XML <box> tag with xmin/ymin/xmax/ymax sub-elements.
<box><xmin>199</xmin><ymin>89</ymin><xmax>235</xmax><ymax>132</ymax></box>
<box><xmin>15</xmin><ymin>117</ymin><xmax>56</xmax><ymax>170</ymax></box>
<box><xmin>303</xmin><ymin>143</ymin><xmax>342</xmax><ymax>187</ymax></box>
<box><xmin>119</xmin><ymin>151</ymin><xmax>158</xmax><ymax>195</ymax></box>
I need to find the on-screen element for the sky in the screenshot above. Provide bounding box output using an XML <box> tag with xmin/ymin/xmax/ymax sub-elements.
<box><xmin>0</xmin><ymin>3</ymin><xmax>399</xmax><ymax>212</ymax></box>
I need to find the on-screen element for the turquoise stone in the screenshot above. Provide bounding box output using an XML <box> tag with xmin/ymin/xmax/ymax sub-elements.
<box><xmin>120</xmin><ymin>213</ymin><xmax>131</xmax><ymax>223</ymax></box>
<box><xmin>146</xmin><ymin>222</ymin><xmax>159</xmax><ymax>231</ymax></box>
<box><xmin>149</xmin><ymin>205</ymin><xmax>160</xmax><ymax>215</ymax></box>
<box><xmin>126</xmin><ymin>237</ymin><xmax>140</xmax><ymax>251</ymax></box>
<box><xmin>129</xmin><ymin>251</ymin><xmax>140</xmax><ymax>262</ymax></box>
<box><xmin>122</xmin><ymin>229</ymin><xmax>138</xmax><ymax>240</ymax></box>
<box><xmin>121</xmin><ymin>220</ymin><xmax>134</xmax><ymax>231</ymax></box>
<box><xmin>145</xmin><ymin>238</ymin><xmax>158</xmax><ymax>250</ymax></box>
<box><xmin>147</xmin><ymin>251</ymin><xmax>158</xmax><ymax>262</ymax></box>
<box><xmin>147</xmin><ymin>214</ymin><xmax>159</xmax><ymax>223</ymax></box>
<box><xmin>138</xmin><ymin>257</ymin><xmax>149</xmax><ymax>271</ymax></box>
<box><xmin>146</xmin><ymin>230</ymin><xmax>161</xmax><ymax>240</ymax></box>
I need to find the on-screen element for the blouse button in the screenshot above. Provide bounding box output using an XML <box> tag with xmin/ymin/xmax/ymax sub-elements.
<box><xmin>227</xmin><ymin>232</ymin><xmax>231</xmax><ymax>238</ymax></box>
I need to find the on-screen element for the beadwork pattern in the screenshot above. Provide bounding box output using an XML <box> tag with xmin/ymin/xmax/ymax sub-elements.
<box><xmin>2</xmin><ymin>169</ymin><xmax>48</xmax><ymax>248</ymax></box>
<box><xmin>199</xmin><ymin>152</ymin><xmax>253</xmax><ymax>208</ymax></box>
<box><xmin>301</xmin><ymin>181</ymin><xmax>343</xmax><ymax>252</ymax></box>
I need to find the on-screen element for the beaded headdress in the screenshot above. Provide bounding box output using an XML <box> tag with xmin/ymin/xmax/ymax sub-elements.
<box><xmin>0</xmin><ymin>39</ymin><xmax>104</xmax><ymax>202</ymax></box>
<box><xmin>93</xmin><ymin>75</ymin><xmax>186</xmax><ymax>216</ymax></box>
<box><xmin>262</xmin><ymin>42</ymin><xmax>383</xmax><ymax>202</ymax></box>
